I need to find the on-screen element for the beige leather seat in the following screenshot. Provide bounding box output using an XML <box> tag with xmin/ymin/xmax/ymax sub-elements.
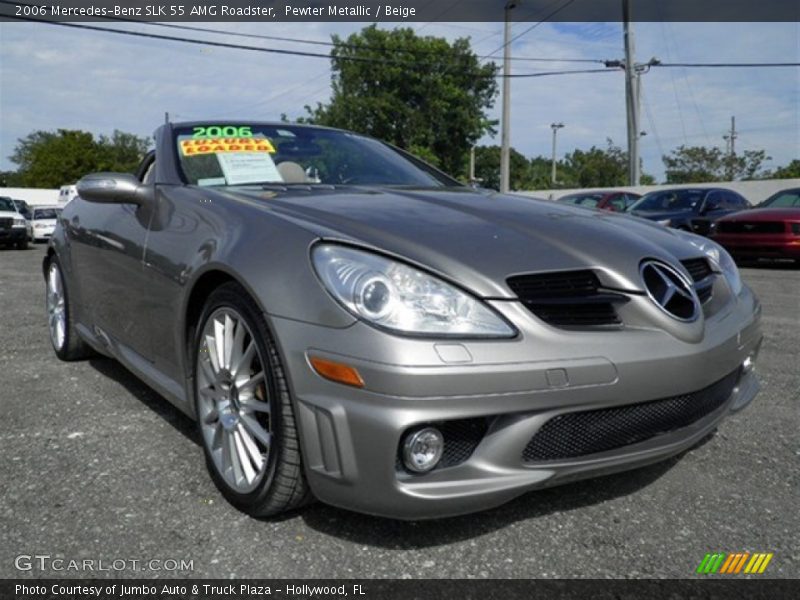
<box><xmin>277</xmin><ymin>161</ymin><xmax>307</xmax><ymax>183</ymax></box>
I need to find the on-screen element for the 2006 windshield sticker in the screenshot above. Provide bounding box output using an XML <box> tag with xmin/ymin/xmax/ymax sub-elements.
<box><xmin>181</xmin><ymin>137</ymin><xmax>276</xmax><ymax>156</ymax></box>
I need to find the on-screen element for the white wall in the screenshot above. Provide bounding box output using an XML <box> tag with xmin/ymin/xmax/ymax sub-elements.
<box><xmin>0</xmin><ymin>187</ymin><xmax>60</xmax><ymax>205</ymax></box>
<box><xmin>517</xmin><ymin>179</ymin><xmax>800</xmax><ymax>205</ymax></box>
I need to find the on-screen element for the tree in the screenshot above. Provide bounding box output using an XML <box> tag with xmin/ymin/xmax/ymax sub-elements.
<box><xmin>0</xmin><ymin>170</ymin><xmax>22</xmax><ymax>187</ymax></box>
<box><xmin>95</xmin><ymin>130</ymin><xmax>151</xmax><ymax>173</ymax></box>
<box><xmin>305</xmin><ymin>25</ymin><xmax>498</xmax><ymax>178</ymax></box>
<box><xmin>767</xmin><ymin>159</ymin><xmax>800</xmax><ymax>179</ymax></box>
<box><xmin>559</xmin><ymin>139</ymin><xmax>632</xmax><ymax>188</ymax></box>
<box><xmin>663</xmin><ymin>145</ymin><xmax>769</xmax><ymax>183</ymax></box>
<box><xmin>8</xmin><ymin>129</ymin><xmax>150</xmax><ymax>188</ymax></box>
<box><xmin>472</xmin><ymin>145</ymin><xmax>530</xmax><ymax>190</ymax></box>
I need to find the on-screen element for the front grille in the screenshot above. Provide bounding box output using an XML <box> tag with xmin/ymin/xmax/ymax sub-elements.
<box><xmin>680</xmin><ymin>258</ymin><xmax>714</xmax><ymax>304</ymax></box>
<box><xmin>0</xmin><ymin>217</ymin><xmax>12</xmax><ymax>230</ymax></box>
<box><xmin>521</xmin><ymin>369</ymin><xmax>740</xmax><ymax>462</ymax></box>
<box><xmin>717</xmin><ymin>221</ymin><xmax>785</xmax><ymax>234</ymax></box>
<box><xmin>397</xmin><ymin>418</ymin><xmax>488</xmax><ymax>472</ymax></box>
<box><xmin>696</xmin><ymin>285</ymin><xmax>713</xmax><ymax>304</ymax></box>
<box><xmin>680</xmin><ymin>258</ymin><xmax>712</xmax><ymax>282</ymax></box>
<box><xmin>507</xmin><ymin>270</ymin><xmax>627</xmax><ymax>328</ymax></box>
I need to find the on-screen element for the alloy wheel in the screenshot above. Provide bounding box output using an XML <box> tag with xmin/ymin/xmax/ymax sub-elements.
<box><xmin>46</xmin><ymin>263</ymin><xmax>66</xmax><ymax>351</ymax></box>
<box><xmin>196</xmin><ymin>308</ymin><xmax>272</xmax><ymax>494</ymax></box>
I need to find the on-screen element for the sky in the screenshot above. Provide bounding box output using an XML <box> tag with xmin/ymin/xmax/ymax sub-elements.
<box><xmin>0</xmin><ymin>19</ymin><xmax>798</xmax><ymax>183</ymax></box>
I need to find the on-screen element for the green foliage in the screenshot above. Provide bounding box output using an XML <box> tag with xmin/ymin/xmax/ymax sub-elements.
<box><xmin>767</xmin><ymin>159</ymin><xmax>800</xmax><ymax>179</ymax></box>
<box><xmin>305</xmin><ymin>25</ymin><xmax>497</xmax><ymax>178</ymax></box>
<box><xmin>95</xmin><ymin>131</ymin><xmax>151</xmax><ymax>173</ymax></box>
<box><xmin>663</xmin><ymin>145</ymin><xmax>770</xmax><ymax>183</ymax></box>
<box><xmin>8</xmin><ymin>128</ymin><xmax>150</xmax><ymax>188</ymax></box>
<box><xmin>0</xmin><ymin>170</ymin><xmax>22</xmax><ymax>187</ymax></box>
<box><xmin>560</xmin><ymin>139</ymin><xmax>629</xmax><ymax>188</ymax></box>
<box><xmin>473</xmin><ymin>140</ymin><xmax>650</xmax><ymax>191</ymax></box>
<box><xmin>472</xmin><ymin>145</ymin><xmax>530</xmax><ymax>190</ymax></box>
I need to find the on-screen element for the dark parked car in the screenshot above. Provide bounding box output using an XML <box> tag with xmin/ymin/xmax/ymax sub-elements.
<box><xmin>44</xmin><ymin>121</ymin><xmax>762</xmax><ymax>519</ymax></box>
<box><xmin>711</xmin><ymin>188</ymin><xmax>800</xmax><ymax>263</ymax></box>
<box><xmin>556</xmin><ymin>190</ymin><xmax>641</xmax><ymax>212</ymax></box>
<box><xmin>629</xmin><ymin>188</ymin><xmax>750</xmax><ymax>235</ymax></box>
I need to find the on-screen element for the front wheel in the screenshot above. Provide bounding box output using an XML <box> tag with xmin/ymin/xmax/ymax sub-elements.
<box><xmin>16</xmin><ymin>238</ymin><xmax>28</xmax><ymax>250</ymax></box>
<box><xmin>193</xmin><ymin>283</ymin><xmax>311</xmax><ymax>516</ymax></box>
<box><xmin>45</xmin><ymin>257</ymin><xmax>93</xmax><ymax>360</ymax></box>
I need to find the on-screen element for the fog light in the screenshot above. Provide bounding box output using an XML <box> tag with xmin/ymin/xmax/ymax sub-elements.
<box><xmin>402</xmin><ymin>427</ymin><xmax>444</xmax><ymax>473</ymax></box>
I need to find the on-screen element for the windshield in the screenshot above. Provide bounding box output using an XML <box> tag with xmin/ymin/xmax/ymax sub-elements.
<box><xmin>631</xmin><ymin>189</ymin><xmax>705</xmax><ymax>212</ymax></box>
<box><xmin>760</xmin><ymin>190</ymin><xmax>800</xmax><ymax>208</ymax></box>
<box><xmin>0</xmin><ymin>197</ymin><xmax>18</xmax><ymax>212</ymax></box>
<box><xmin>559</xmin><ymin>193</ymin><xmax>603</xmax><ymax>208</ymax></box>
<box><xmin>33</xmin><ymin>208</ymin><xmax>60</xmax><ymax>219</ymax></box>
<box><xmin>174</xmin><ymin>124</ymin><xmax>452</xmax><ymax>188</ymax></box>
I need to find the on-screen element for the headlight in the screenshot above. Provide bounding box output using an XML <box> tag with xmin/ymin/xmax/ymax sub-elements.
<box><xmin>674</xmin><ymin>230</ymin><xmax>742</xmax><ymax>296</ymax></box>
<box><xmin>12</xmin><ymin>218</ymin><xmax>26</xmax><ymax>228</ymax></box>
<box><xmin>657</xmin><ymin>219</ymin><xmax>672</xmax><ymax>227</ymax></box>
<box><xmin>312</xmin><ymin>244</ymin><xmax>516</xmax><ymax>337</ymax></box>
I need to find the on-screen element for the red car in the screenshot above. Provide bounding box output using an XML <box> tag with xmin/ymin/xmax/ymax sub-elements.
<box><xmin>556</xmin><ymin>190</ymin><xmax>641</xmax><ymax>212</ymax></box>
<box><xmin>711</xmin><ymin>187</ymin><xmax>800</xmax><ymax>263</ymax></box>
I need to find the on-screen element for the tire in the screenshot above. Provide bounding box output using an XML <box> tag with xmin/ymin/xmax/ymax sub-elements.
<box><xmin>193</xmin><ymin>283</ymin><xmax>311</xmax><ymax>517</ymax></box>
<box><xmin>16</xmin><ymin>238</ymin><xmax>28</xmax><ymax>250</ymax></box>
<box><xmin>45</xmin><ymin>256</ymin><xmax>93</xmax><ymax>361</ymax></box>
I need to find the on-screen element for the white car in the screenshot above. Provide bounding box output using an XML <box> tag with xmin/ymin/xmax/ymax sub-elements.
<box><xmin>30</xmin><ymin>206</ymin><xmax>61</xmax><ymax>242</ymax></box>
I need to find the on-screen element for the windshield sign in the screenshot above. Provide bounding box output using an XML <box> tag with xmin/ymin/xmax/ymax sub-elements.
<box><xmin>174</xmin><ymin>123</ymin><xmax>448</xmax><ymax>188</ymax></box>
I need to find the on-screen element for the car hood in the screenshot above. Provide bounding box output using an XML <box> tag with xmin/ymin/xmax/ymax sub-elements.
<box><xmin>231</xmin><ymin>186</ymin><xmax>707</xmax><ymax>299</ymax></box>
<box><xmin>718</xmin><ymin>207</ymin><xmax>800</xmax><ymax>222</ymax></box>
<box><xmin>628</xmin><ymin>209</ymin><xmax>696</xmax><ymax>221</ymax></box>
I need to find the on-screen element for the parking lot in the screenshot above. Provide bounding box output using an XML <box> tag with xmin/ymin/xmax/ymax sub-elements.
<box><xmin>1</xmin><ymin>244</ymin><xmax>798</xmax><ymax>579</ymax></box>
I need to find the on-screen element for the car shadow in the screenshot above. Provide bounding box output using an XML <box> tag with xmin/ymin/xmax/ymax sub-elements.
<box><xmin>88</xmin><ymin>356</ymin><xmax>201</xmax><ymax>447</ymax></box>
<box><xmin>296</xmin><ymin>433</ymin><xmax>716</xmax><ymax>548</ymax></box>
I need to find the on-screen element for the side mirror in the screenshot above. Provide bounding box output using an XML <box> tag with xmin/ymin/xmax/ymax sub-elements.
<box><xmin>76</xmin><ymin>173</ymin><xmax>153</xmax><ymax>206</ymax></box>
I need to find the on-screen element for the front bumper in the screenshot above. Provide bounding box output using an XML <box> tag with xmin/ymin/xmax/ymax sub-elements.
<box><xmin>712</xmin><ymin>233</ymin><xmax>800</xmax><ymax>260</ymax></box>
<box><xmin>34</xmin><ymin>225</ymin><xmax>55</xmax><ymax>240</ymax></box>
<box><xmin>270</xmin><ymin>284</ymin><xmax>762</xmax><ymax>519</ymax></box>
<box><xmin>0</xmin><ymin>227</ymin><xmax>27</xmax><ymax>242</ymax></box>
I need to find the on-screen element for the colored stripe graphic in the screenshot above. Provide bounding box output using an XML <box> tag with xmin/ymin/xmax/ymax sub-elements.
<box><xmin>697</xmin><ymin>552</ymin><xmax>773</xmax><ymax>574</ymax></box>
<box><xmin>697</xmin><ymin>553</ymin><xmax>726</xmax><ymax>574</ymax></box>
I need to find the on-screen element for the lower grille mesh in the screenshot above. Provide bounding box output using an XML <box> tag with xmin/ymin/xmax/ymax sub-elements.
<box><xmin>522</xmin><ymin>369</ymin><xmax>740</xmax><ymax>462</ymax></box>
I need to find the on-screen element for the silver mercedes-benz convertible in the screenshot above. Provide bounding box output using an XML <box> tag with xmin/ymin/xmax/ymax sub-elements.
<box><xmin>45</xmin><ymin>121</ymin><xmax>762</xmax><ymax>519</ymax></box>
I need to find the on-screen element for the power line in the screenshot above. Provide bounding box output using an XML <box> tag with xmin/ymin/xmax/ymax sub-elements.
<box><xmin>485</xmin><ymin>0</ymin><xmax>579</xmax><ymax>60</ymax></box>
<box><xmin>0</xmin><ymin>0</ymin><xmax>601</xmax><ymax>65</ymax></box>
<box><xmin>2</xmin><ymin>13</ymin><xmax>614</xmax><ymax>80</ymax></box>
<box><xmin>656</xmin><ymin>62</ymin><xmax>800</xmax><ymax>68</ymax></box>
<box><xmin>140</xmin><ymin>19</ymin><xmax>602</xmax><ymax>64</ymax></box>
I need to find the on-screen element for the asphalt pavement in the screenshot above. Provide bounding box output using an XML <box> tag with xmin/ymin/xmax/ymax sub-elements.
<box><xmin>1</xmin><ymin>244</ymin><xmax>798</xmax><ymax>579</ymax></box>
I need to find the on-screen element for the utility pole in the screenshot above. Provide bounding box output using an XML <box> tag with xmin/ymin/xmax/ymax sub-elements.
<box><xmin>723</xmin><ymin>115</ymin><xmax>737</xmax><ymax>156</ymax></box>
<box><xmin>622</xmin><ymin>0</ymin><xmax>640</xmax><ymax>186</ymax></box>
<box><xmin>500</xmin><ymin>1</ymin><xmax>518</xmax><ymax>194</ymax></box>
<box><xmin>550</xmin><ymin>122</ymin><xmax>564</xmax><ymax>185</ymax></box>
<box><xmin>723</xmin><ymin>115</ymin><xmax>737</xmax><ymax>180</ymax></box>
<box><xmin>469</xmin><ymin>146</ymin><xmax>477</xmax><ymax>187</ymax></box>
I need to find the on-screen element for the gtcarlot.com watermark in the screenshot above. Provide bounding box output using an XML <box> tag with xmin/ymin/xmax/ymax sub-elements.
<box><xmin>14</xmin><ymin>554</ymin><xmax>194</xmax><ymax>573</ymax></box>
